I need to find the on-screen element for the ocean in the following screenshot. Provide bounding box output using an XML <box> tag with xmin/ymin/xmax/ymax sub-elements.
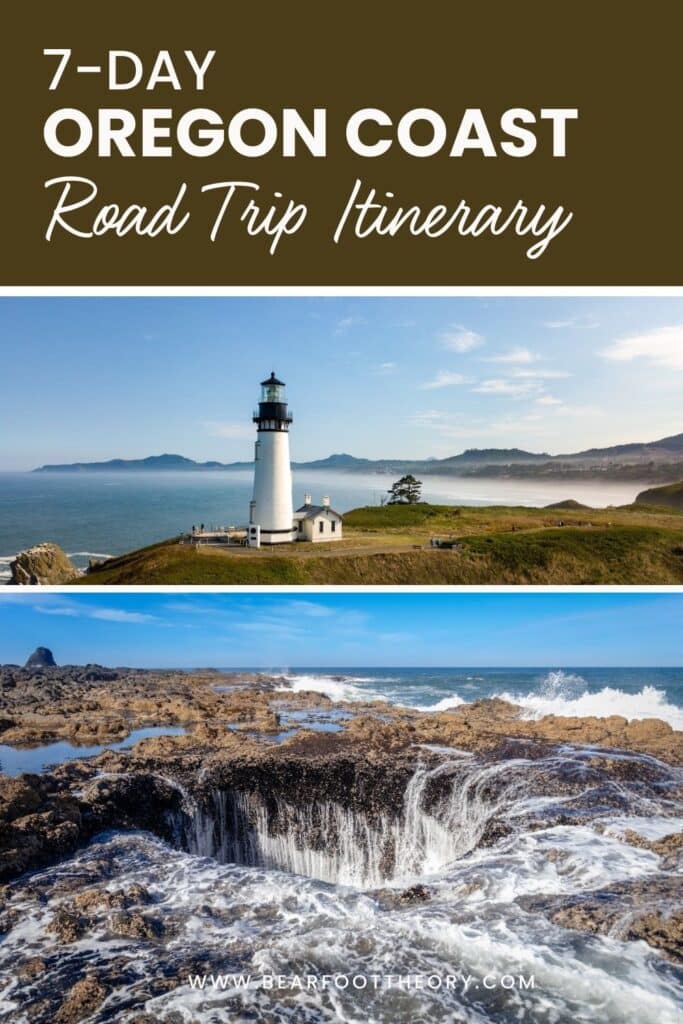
<box><xmin>0</xmin><ymin>469</ymin><xmax>649</xmax><ymax>579</ymax></box>
<box><xmin>1</xmin><ymin>666</ymin><xmax>682</xmax><ymax>1022</ymax></box>
<box><xmin>278</xmin><ymin>665</ymin><xmax>683</xmax><ymax>730</ymax></box>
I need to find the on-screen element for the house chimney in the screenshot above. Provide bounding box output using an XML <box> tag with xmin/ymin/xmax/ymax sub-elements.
<box><xmin>304</xmin><ymin>493</ymin><xmax>312</xmax><ymax>506</ymax></box>
<box><xmin>322</xmin><ymin>496</ymin><xmax>330</xmax><ymax>508</ymax></box>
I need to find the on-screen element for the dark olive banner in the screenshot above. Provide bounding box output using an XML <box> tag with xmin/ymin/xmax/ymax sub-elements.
<box><xmin>2</xmin><ymin>0</ymin><xmax>682</xmax><ymax>284</ymax></box>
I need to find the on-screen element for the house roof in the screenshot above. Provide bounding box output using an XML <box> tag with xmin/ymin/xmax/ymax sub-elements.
<box><xmin>294</xmin><ymin>505</ymin><xmax>343</xmax><ymax>520</ymax></box>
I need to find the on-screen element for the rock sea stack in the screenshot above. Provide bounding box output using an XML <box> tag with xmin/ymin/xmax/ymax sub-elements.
<box><xmin>9</xmin><ymin>543</ymin><xmax>80</xmax><ymax>585</ymax></box>
<box><xmin>25</xmin><ymin>647</ymin><xmax>57</xmax><ymax>669</ymax></box>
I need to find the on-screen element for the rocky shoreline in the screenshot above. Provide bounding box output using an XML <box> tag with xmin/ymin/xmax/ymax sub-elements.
<box><xmin>1</xmin><ymin>664</ymin><xmax>682</xmax><ymax>1020</ymax></box>
<box><xmin>5</xmin><ymin>544</ymin><xmax>81</xmax><ymax>585</ymax></box>
<box><xmin>1</xmin><ymin>661</ymin><xmax>679</xmax><ymax>761</ymax></box>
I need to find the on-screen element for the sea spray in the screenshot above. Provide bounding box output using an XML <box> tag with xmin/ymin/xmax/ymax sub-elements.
<box><xmin>312</xmin><ymin>667</ymin><xmax>683</xmax><ymax>731</ymax></box>
<box><xmin>509</xmin><ymin>682</ymin><xmax>683</xmax><ymax>730</ymax></box>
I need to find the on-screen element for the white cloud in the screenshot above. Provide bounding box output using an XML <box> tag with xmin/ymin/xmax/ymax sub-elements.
<box><xmin>90</xmin><ymin>609</ymin><xmax>159</xmax><ymax>624</ymax></box>
<box><xmin>554</xmin><ymin>403</ymin><xmax>602</xmax><ymax>418</ymax></box>
<box><xmin>439</xmin><ymin>325</ymin><xmax>484</xmax><ymax>353</ymax></box>
<box><xmin>275</xmin><ymin>600</ymin><xmax>333</xmax><ymax>618</ymax></box>
<box><xmin>471</xmin><ymin>378</ymin><xmax>538</xmax><ymax>397</ymax></box>
<box><xmin>600</xmin><ymin>325</ymin><xmax>683</xmax><ymax>371</ymax></box>
<box><xmin>233</xmin><ymin>620</ymin><xmax>306</xmax><ymax>638</ymax></box>
<box><xmin>511</xmin><ymin>368</ymin><xmax>572</xmax><ymax>379</ymax></box>
<box><xmin>204</xmin><ymin>420</ymin><xmax>254</xmax><ymax>441</ymax></box>
<box><xmin>33</xmin><ymin>599</ymin><xmax>158</xmax><ymax>624</ymax></box>
<box><xmin>543</xmin><ymin>314</ymin><xmax>599</xmax><ymax>329</ymax></box>
<box><xmin>536</xmin><ymin>395</ymin><xmax>563</xmax><ymax>406</ymax></box>
<box><xmin>410</xmin><ymin>410</ymin><xmax>450</xmax><ymax>428</ymax></box>
<box><xmin>335</xmin><ymin>315</ymin><xmax>366</xmax><ymax>335</ymax></box>
<box><xmin>32</xmin><ymin>604</ymin><xmax>79</xmax><ymax>617</ymax></box>
<box><xmin>420</xmin><ymin>370</ymin><xmax>469</xmax><ymax>390</ymax></box>
<box><xmin>484</xmin><ymin>347</ymin><xmax>538</xmax><ymax>364</ymax></box>
<box><xmin>376</xmin><ymin>361</ymin><xmax>397</xmax><ymax>375</ymax></box>
<box><xmin>409</xmin><ymin>409</ymin><xmax>545</xmax><ymax>440</ymax></box>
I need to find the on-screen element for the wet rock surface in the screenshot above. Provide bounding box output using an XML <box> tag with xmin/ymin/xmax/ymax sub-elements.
<box><xmin>520</xmin><ymin>876</ymin><xmax>683</xmax><ymax>963</ymax></box>
<box><xmin>0</xmin><ymin>666</ymin><xmax>682</xmax><ymax>1015</ymax></box>
<box><xmin>54</xmin><ymin>977</ymin><xmax>107</xmax><ymax>1023</ymax></box>
<box><xmin>8</xmin><ymin>543</ymin><xmax>80</xmax><ymax>585</ymax></box>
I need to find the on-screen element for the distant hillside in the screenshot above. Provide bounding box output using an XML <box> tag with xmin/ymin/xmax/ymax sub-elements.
<box><xmin>441</xmin><ymin>447</ymin><xmax>549</xmax><ymax>464</ymax></box>
<box><xmin>636</xmin><ymin>481</ymin><xmax>683</xmax><ymax>510</ymax></box>
<box><xmin>293</xmin><ymin>453</ymin><xmax>379</xmax><ymax>470</ymax></box>
<box><xmin>32</xmin><ymin>450</ymin><xmax>553</xmax><ymax>476</ymax></box>
<box><xmin>32</xmin><ymin>431</ymin><xmax>683</xmax><ymax>479</ymax></box>
<box><xmin>544</xmin><ymin>499</ymin><xmax>591</xmax><ymax>510</ymax></box>
<box><xmin>563</xmin><ymin>432</ymin><xmax>683</xmax><ymax>460</ymax></box>
<box><xmin>33</xmin><ymin>454</ymin><xmax>252</xmax><ymax>472</ymax></box>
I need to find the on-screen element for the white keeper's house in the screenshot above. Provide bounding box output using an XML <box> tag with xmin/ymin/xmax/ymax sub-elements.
<box><xmin>293</xmin><ymin>495</ymin><xmax>344</xmax><ymax>542</ymax></box>
<box><xmin>246</xmin><ymin>372</ymin><xmax>343</xmax><ymax>547</ymax></box>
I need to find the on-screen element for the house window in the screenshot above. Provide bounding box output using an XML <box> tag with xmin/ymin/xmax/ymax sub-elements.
<box><xmin>319</xmin><ymin>521</ymin><xmax>324</xmax><ymax>534</ymax></box>
<box><xmin>331</xmin><ymin>521</ymin><xmax>336</xmax><ymax>533</ymax></box>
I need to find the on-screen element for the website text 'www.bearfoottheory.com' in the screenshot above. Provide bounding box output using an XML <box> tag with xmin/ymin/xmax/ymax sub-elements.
<box><xmin>186</xmin><ymin>972</ymin><xmax>536</xmax><ymax>994</ymax></box>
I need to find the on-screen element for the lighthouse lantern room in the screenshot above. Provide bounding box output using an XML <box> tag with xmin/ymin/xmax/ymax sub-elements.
<box><xmin>248</xmin><ymin>373</ymin><xmax>297</xmax><ymax>546</ymax></box>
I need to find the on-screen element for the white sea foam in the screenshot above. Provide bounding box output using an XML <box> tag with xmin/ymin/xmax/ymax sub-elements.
<box><xmin>598</xmin><ymin>814</ymin><xmax>683</xmax><ymax>842</ymax></box>
<box><xmin>4</xmin><ymin>828</ymin><xmax>679</xmax><ymax>1024</ymax></box>
<box><xmin>507</xmin><ymin>682</ymin><xmax>683</xmax><ymax>730</ymax></box>
<box><xmin>283</xmin><ymin>668</ymin><xmax>683</xmax><ymax>730</ymax></box>
<box><xmin>66</xmin><ymin>551</ymin><xmax>112</xmax><ymax>559</ymax></box>
<box><xmin>2</xmin><ymin>730</ymin><xmax>682</xmax><ymax>1024</ymax></box>
<box><xmin>281</xmin><ymin>673</ymin><xmax>388</xmax><ymax>703</ymax></box>
<box><xmin>416</xmin><ymin>693</ymin><xmax>467</xmax><ymax>712</ymax></box>
<box><xmin>420</xmin><ymin>671</ymin><xmax>683</xmax><ymax>729</ymax></box>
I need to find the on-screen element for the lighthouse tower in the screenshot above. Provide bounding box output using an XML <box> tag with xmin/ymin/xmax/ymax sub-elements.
<box><xmin>249</xmin><ymin>373</ymin><xmax>296</xmax><ymax>545</ymax></box>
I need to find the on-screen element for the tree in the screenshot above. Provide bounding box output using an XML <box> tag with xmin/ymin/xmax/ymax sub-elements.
<box><xmin>387</xmin><ymin>474</ymin><xmax>422</xmax><ymax>504</ymax></box>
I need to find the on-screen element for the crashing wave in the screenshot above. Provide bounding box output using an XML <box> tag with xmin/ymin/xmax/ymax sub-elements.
<box><xmin>508</xmin><ymin>682</ymin><xmax>683</xmax><ymax>730</ymax></box>
<box><xmin>282</xmin><ymin>672</ymin><xmax>389</xmax><ymax>703</ymax></box>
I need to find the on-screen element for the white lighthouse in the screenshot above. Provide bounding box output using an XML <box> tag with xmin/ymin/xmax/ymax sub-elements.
<box><xmin>248</xmin><ymin>373</ymin><xmax>297</xmax><ymax>545</ymax></box>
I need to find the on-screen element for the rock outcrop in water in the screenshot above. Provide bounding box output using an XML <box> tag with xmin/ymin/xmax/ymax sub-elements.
<box><xmin>25</xmin><ymin>647</ymin><xmax>57</xmax><ymax>669</ymax></box>
<box><xmin>9</xmin><ymin>543</ymin><xmax>80</xmax><ymax>585</ymax></box>
<box><xmin>520</xmin><ymin>877</ymin><xmax>683</xmax><ymax>963</ymax></box>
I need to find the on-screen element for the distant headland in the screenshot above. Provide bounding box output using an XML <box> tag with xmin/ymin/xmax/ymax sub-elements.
<box><xmin>30</xmin><ymin>429</ymin><xmax>683</xmax><ymax>483</ymax></box>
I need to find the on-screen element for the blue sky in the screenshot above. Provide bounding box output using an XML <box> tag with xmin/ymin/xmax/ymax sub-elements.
<box><xmin>1</xmin><ymin>296</ymin><xmax>683</xmax><ymax>470</ymax></box>
<box><xmin>0</xmin><ymin>592</ymin><xmax>680</xmax><ymax>667</ymax></box>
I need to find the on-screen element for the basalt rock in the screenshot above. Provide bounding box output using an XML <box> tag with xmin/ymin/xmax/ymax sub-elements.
<box><xmin>25</xmin><ymin>647</ymin><xmax>57</xmax><ymax>669</ymax></box>
<box><xmin>519</xmin><ymin>877</ymin><xmax>683</xmax><ymax>963</ymax></box>
<box><xmin>1</xmin><ymin>668</ymin><xmax>682</xmax><ymax>967</ymax></box>
<box><xmin>612</xmin><ymin>827</ymin><xmax>683</xmax><ymax>869</ymax></box>
<box><xmin>0</xmin><ymin>773</ymin><xmax>84</xmax><ymax>881</ymax></box>
<box><xmin>3</xmin><ymin>665</ymin><xmax>679</xmax><ymax>763</ymax></box>
<box><xmin>54</xmin><ymin>977</ymin><xmax>107</xmax><ymax>1024</ymax></box>
<box><xmin>0</xmin><ymin>770</ymin><xmax>185</xmax><ymax>882</ymax></box>
<box><xmin>9</xmin><ymin>543</ymin><xmax>80</xmax><ymax>586</ymax></box>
